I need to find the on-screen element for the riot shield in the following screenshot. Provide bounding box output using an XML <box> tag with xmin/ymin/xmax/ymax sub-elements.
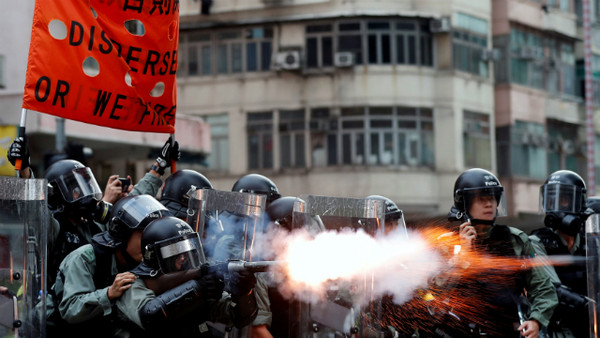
<box><xmin>187</xmin><ymin>189</ymin><xmax>266</xmax><ymax>263</ymax></box>
<box><xmin>587</xmin><ymin>213</ymin><xmax>600</xmax><ymax>338</ymax></box>
<box><xmin>187</xmin><ymin>189</ymin><xmax>266</xmax><ymax>338</ymax></box>
<box><xmin>0</xmin><ymin>177</ymin><xmax>48</xmax><ymax>337</ymax></box>
<box><xmin>290</xmin><ymin>194</ymin><xmax>385</xmax><ymax>337</ymax></box>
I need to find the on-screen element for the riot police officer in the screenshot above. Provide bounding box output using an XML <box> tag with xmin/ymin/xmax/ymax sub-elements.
<box><xmin>446</xmin><ymin>168</ymin><xmax>557</xmax><ymax>337</ymax></box>
<box><xmin>530</xmin><ymin>170</ymin><xmax>590</xmax><ymax>337</ymax></box>
<box><xmin>160</xmin><ymin>169</ymin><xmax>213</xmax><ymax>219</ymax></box>
<box><xmin>116</xmin><ymin>216</ymin><xmax>258</xmax><ymax>337</ymax></box>
<box><xmin>47</xmin><ymin>194</ymin><xmax>169</xmax><ymax>337</ymax></box>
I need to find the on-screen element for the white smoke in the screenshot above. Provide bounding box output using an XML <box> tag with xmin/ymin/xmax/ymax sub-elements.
<box><xmin>253</xmin><ymin>226</ymin><xmax>443</xmax><ymax>306</ymax></box>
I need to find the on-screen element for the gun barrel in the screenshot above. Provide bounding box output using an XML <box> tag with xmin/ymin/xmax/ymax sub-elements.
<box><xmin>226</xmin><ymin>261</ymin><xmax>279</xmax><ymax>273</ymax></box>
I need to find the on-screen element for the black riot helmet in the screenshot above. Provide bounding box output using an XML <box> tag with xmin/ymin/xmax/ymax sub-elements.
<box><xmin>140</xmin><ymin>216</ymin><xmax>205</xmax><ymax>275</ymax></box>
<box><xmin>45</xmin><ymin>159</ymin><xmax>102</xmax><ymax>212</ymax></box>
<box><xmin>160</xmin><ymin>170</ymin><xmax>213</xmax><ymax>219</ymax></box>
<box><xmin>450</xmin><ymin>168</ymin><xmax>506</xmax><ymax>224</ymax></box>
<box><xmin>540</xmin><ymin>170</ymin><xmax>588</xmax><ymax>236</ymax></box>
<box><xmin>266</xmin><ymin>196</ymin><xmax>297</xmax><ymax>231</ymax></box>
<box><xmin>366</xmin><ymin>195</ymin><xmax>407</xmax><ymax>233</ymax></box>
<box><xmin>109</xmin><ymin>195</ymin><xmax>170</xmax><ymax>246</ymax></box>
<box><xmin>232</xmin><ymin>174</ymin><xmax>281</xmax><ymax>205</ymax></box>
<box><xmin>586</xmin><ymin>196</ymin><xmax>600</xmax><ymax>214</ymax></box>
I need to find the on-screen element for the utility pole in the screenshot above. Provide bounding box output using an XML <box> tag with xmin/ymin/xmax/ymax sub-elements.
<box><xmin>583</xmin><ymin>0</ymin><xmax>596</xmax><ymax>195</ymax></box>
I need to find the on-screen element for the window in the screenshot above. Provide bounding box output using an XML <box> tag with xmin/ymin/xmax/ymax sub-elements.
<box><xmin>397</xmin><ymin>107</ymin><xmax>434</xmax><ymax>167</ymax></box>
<box><xmin>306</xmin><ymin>19</ymin><xmax>433</xmax><ymax>69</ymax></box>
<box><xmin>560</xmin><ymin>43</ymin><xmax>576</xmax><ymax>96</ymax></box>
<box><xmin>509</xmin><ymin>27</ymin><xmax>545</xmax><ymax>89</ymax></box>
<box><xmin>245</xmin><ymin>28</ymin><xmax>273</xmax><ymax>72</ymax></box>
<box><xmin>453</xmin><ymin>13</ymin><xmax>489</xmax><ymax>77</ymax></box>
<box><xmin>184</xmin><ymin>33</ymin><xmax>212</xmax><ymax>76</ymax></box>
<box><xmin>247</xmin><ymin>112</ymin><xmax>273</xmax><ymax>170</ymax></box>
<box><xmin>279</xmin><ymin>109</ymin><xmax>306</xmax><ymax>168</ymax></box>
<box><xmin>216</xmin><ymin>31</ymin><xmax>243</xmax><ymax>74</ymax></box>
<box><xmin>547</xmin><ymin>0</ymin><xmax>571</xmax><ymax>11</ymax></box>
<box><xmin>511</xmin><ymin>121</ymin><xmax>546</xmax><ymax>179</ymax></box>
<box><xmin>367</xmin><ymin>21</ymin><xmax>392</xmax><ymax>64</ymax></box>
<box><xmin>338</xmin><ymin>22</ymin><xmax>363</xmax><ymax>65</ymax></box>
<box><xmin>547</xmin><ymin>122</ymin><xmax>579</xmax><ymax>174</ymax></box>
<box><xmin>322</xmin><ymin>106</ymin><xmax>434</xmax><ymax>167</ymax></box>
<box><xmin>180</xmin><ymin>27</ymin><xmax>273</xmax><ymax>76</ymax></box>
<box><xmin>205</xmin><ymin>114</ymin><xmax>229</xmax><ymax>171</ymax></box>
<box><xmin>306</xmin><ymin>24</ymin><xmax>333</xmax><ymax>68</ymax></box>
<box><xmin>463</xmin><ymin>111</ymin><xmax>491</xmax><ymax>168</ymax></box>
<box><xmin>309</xmin><ymin>108</ymin><xmax>334</xmax><ymax>167</ymax></box>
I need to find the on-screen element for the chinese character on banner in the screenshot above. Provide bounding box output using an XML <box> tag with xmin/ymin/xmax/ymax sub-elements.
<box><xmin>21</xmin><ymin>0</ymin><xmax>179</xmax><ymax>133</ymax></box>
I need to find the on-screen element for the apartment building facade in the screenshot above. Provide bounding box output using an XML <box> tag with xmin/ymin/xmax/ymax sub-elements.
<box><xmin>176</xmin><ymin>0</ymin><xmax>497</xmax><ymax>221</ymax></box>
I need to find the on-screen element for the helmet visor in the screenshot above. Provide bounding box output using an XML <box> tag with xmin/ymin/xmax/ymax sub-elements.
<box><xmin>117</xmin><ymin>196</ymin><xmax>168</xmax><ymax>230</ymax></box>
<box><xmin>55</xmin><ymin>167</ymin><xmax>102</xmax><ymax>204</ymax></box>
<box><xmin>539</xmin><ymin>183</ymin><xmax>585</xmax><ymax>213</ymax></box>
<box><xmin>156</xmin><ymin>233</ymin><xmax>205</xmax><ymax>274</ymax></box>
<box><xmin>463</xmin><ymin>186</ymin><xmax>507</xmax><ymax>217</ymax></box>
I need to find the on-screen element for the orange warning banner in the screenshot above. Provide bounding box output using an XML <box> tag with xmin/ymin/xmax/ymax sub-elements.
<box><xmin>22</xmin><ymin>0</ymin><xmax>179</xmax><ymax>133</ymax></box>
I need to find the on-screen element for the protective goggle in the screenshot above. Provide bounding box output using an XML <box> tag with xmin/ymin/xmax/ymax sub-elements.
<box><xmin>54</xmin><ymin>167</ymin><xmax>102</xmax><ymax>203</ymax></box>
<box><xmin>462</xmin><ymin>186</ymin><xmax>507</xmax><ymax>217</ymax></box>
<box><xmin>539</xmin><ymin>183</ymin><xmax>585</xmax><ymax>214</ymax></box>
<box><xmin>114</xmin><ymin>196</ymin><xmax>168</xmax><ymax>230</ymax></box>
<box><xmin>156</xmin><ymin>233</ymin><xmax>205</xmax><ymax>274</ymax></box>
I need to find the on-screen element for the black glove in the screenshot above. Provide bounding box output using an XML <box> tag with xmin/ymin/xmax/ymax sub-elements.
<box><xmin>7</xmin><ymin>136</ymin><xmax>30</xmax><ymax>168</ymax></box>
<box><xmin>228</xmin><ymin>269</ymin><xmax>256</xmax><ymax>299</ymax></box>
<box><xmin>155</xmin><ymin>138</ymin><xmax>180</xmax><ymax>174</ymax></box>
<box><xmin>197</xmin><ymin>265</ymin><xmax>224</xmax><ymax>301</ymax></box>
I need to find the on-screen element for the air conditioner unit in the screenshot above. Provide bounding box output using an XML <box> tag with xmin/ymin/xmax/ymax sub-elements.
<box><xmin>544</xmin><ymin>57</ymin><xmax>558</xmax><ymax>69</ymax></box>
<box><xmin>430</xmin><ymin>17</ymin><xmax>450</xmax><ymax>33</ymax></box>
<box><xmin>274</xmin><ymin>51</ymin><xmax>301</xmax><ymax>70</ymax></box>
<box><xmin>480</xmin><ymin>49</ymin><xmax>501</xmax><ymax>62</ymax></box>
<box><xmin>530</xmin><ymin>134</ymin><xmax>545</xmax><ymax>147</ymax></box>
<box><xmin>334</xmin><ymin>52</ymin><xmax>354</xmax><ymax>67</ymax></box>
<box><xmin>518</xmin><ymin>46</ymin><xmax>535</xmax><ymax>60</ymax></box>
<box><xmin>561</xmin><ymin>139</ymin><xmax>575</xmax><ymax>155</ymax></box>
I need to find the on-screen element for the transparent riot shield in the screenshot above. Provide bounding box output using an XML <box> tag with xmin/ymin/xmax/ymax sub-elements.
<box><xmin>187</xmin><ymin>189</ymin><xmax>266</xmax><ymax>262</ymax></box>
<box><xmin>0</xmin><ymin>177</ymin><xmax>48</xmax><ymax>337</ymax></box>
<box><xmin>587</xmin><ymin>213</ymin><xmax>600</xmax><ymax>338</ymax></box>
<box><xmin>290</xmin><ymin>194</ymin><xmax>385</xmax><ymax>338</ymax></box>
<box><xmin>187</xmin><ymin>189</ymin><xmax>266</xmax><ymax>338</ymax></box>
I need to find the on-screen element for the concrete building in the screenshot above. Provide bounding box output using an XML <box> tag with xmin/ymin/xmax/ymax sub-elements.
<box><xmin>1</xmin><ymin>0</ymin><xmax>598</xmax><ymax>228</ymax></box>
<box><xmin>176</xmin><ymin>0</ymin><xmax>496</xmax><ymax>221</ymax></box>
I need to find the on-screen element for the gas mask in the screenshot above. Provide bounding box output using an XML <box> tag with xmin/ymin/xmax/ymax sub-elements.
<box><xmin>544</xmin><ymin>212</ymin><xmax>586</xmax><ymax>237</ymax></box>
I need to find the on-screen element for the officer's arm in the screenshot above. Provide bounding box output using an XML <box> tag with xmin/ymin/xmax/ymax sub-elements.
<box><xmin>138</xmin><ymin>279</ymin><xmax>210</xmax><ymax>329</ymax></box>
<box><xmin>143</xmin><ymin>269</ymin><xmax>202</xmax><ymax>296</ymax></box>
<box><xmin>128</xmin><ymin>172</ymin><xmax>163</xmax><ymax>197</ymax></box>
<box><xmin>522</xmin><ymin>238</ymin><xmax>559</xmax><ymax>328</ymax></box>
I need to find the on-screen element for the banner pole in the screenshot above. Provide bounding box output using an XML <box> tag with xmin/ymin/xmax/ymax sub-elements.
<box><xmin>15</xmin><ymin>108</ymin><xmax>28</xmax><ymax>173</ymax></box>
<box><xmin>170</xmin><ymin>133</ymin><xmax>176</xmax><ymax>173</ymax></box>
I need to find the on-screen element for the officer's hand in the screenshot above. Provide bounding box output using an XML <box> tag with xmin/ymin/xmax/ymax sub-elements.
<box><xmin>102</xmin><ymin>175</ymin><xmax>126</xmax><ymax>204</ymax></box>
<box><xmin>458</xmin><ymin>221</ymin><xmax>476</xmax><ymax>251</ymax></box>
<box><xmin>196</xmin><ymin>266</ymin><xmax>224</xmax><ymax>301</ymax></box>
<box><xmin>229</xmin><ymin>269</ymin><xmax>256</xmax><ymax>299</ymax></box>
<box><xmin>156</xmin><ymin>138</ymin><xmax>180</xmax><ymax>173</ymax></box>
<box><xmin>517</xmin><ymin>319</ymin><xmax>539</xmax><ymax>338</ymax></box>
<box><xmin>107</xmin><ymin>272</ymin><xmax>136</xmax><ymax>300</ymax></box>
<box><xmin>7</xmin><ymin>136</ymin><xmax>30</xmax><ymax>169</ymax></box>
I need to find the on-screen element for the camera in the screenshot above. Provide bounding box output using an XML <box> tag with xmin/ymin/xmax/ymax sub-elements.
<box><xmin>118</xmin><ymin>177</ymin><xmax>131</xmax><ymax>192</ymax></box>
